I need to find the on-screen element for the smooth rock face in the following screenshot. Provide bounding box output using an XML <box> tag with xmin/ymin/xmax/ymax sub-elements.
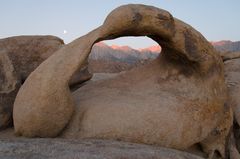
<box><xmin>13</xmin><ymin>4</ymin><xmax>231</xmax><ymax>158</ymax></box>
<box><xmin>0</xmin><ymin>139</ymin><xmax>204</xmax><ymax>159</ymax></box>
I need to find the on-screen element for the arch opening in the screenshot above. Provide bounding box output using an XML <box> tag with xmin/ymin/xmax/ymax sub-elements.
<box><xmin>88</xmin><ymin>36</ymin><xmax>161</xmax><ymax>74</ymax></box>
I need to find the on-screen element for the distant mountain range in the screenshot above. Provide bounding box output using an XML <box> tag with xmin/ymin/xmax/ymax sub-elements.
<box><xmin>90</xmin><ymin>42</ymin><xmax>160</xmax><ymax>64</ymax></box>
<box><xmin>88</xmin><ymin>42</ymin><xmax>160</xmax><ymax>73</ymax></box>
<box><xmin>90</xmin><ymin>40</ymin><xmax>240</xmax><ymax>62</ymax></box>
<box><xmin>88</xmin><ymin>41</ymin><xmax>240</xmax><ymax>73</ymax></box>
<box><xmin>211</xmin><ymin>40</ymin><xmax>240</xmax><ymax>52</ymax></box>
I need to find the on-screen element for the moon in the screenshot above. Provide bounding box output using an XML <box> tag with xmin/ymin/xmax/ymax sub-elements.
<box><xmin>63</xmin><ymin>30</ymin><xmax>68</xmax><ymax>34</ymax></box>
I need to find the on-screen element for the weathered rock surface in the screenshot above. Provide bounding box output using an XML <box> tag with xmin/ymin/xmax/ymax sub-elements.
<box><xmin>223</xmin><ymin>54</ymin><xmax>240</xmax><ymax>125</ymax></box>
<box><xmin>13</xmin><ymin>4</ymin><xmax>231</xmax><ymax>158</ymax></box>
<box><xmin>222</xmin><ymin>52</ymin><xmax>240</xmax><ymax>158</ymax></box>
<box><xmin>233</xmin><ymin>123</ymin><xmax>240</xmax><ymax>157</ymax></box>
<box><xmin>0</xmin><ymin>36</ymin><xmax>92</xmax><ymax>129</ymax></box>
<box><xmin>0</xmin><ymin>139</ymin><xmax>204</xmax><ymax>159</ymax></box>
<box><xmin>0</xmin><ymin>36</ymin><xmax>65</xmax><ymax>129</ymax></box>
<box><xmin>0</xmin><ymin>50</ymin><xmax>21</xmax><ymax>129</ymax></box>
<box><xmin>0</xmin><ymin>36</ymin><xmax>64</xmax><ymax>81</ymax></box>
<box><xmin>228</xmin><ymin>130</ymin><xmax>240</xmax><ymax>159</ymax></box>
<box><xmin>221</xmin><ymin>52</ymin><xmax>240</xmax><ymax>62</ymax></box>
<box><xmin>69</xmin><ymin>63</ymin><xmax>92</xmax><ymax>88</ymax></box>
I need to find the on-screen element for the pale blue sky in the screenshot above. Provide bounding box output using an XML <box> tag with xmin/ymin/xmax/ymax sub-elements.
<box><xmin>0</xmin><ymin>0</ymin><xmax>239</xmax><ymax>48</ymax></box>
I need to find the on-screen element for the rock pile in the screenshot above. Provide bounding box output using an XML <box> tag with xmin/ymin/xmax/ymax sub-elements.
<box><xmin>0</xmin><ymin>36</ymin><xmax>92</xmax><ymax>129</ymax></box>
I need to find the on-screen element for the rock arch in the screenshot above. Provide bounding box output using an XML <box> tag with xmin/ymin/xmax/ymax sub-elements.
<box><xmin>13</xmin><ymin>4</ymin><xmax>231</xmax><ymax>158</ymax></box>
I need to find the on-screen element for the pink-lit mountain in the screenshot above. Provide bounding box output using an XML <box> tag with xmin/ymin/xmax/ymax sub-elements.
<box><xmin>90</xmin><ymin>40</ymin><xmax>240</xmax><ymax>61</ymax></box>
<box><xmin>88</xmin><ymin>41</ymin><xmax>240</xmax><ymax>73</ymax></box>
<box><xmin>211</xmin><ymin>40</ymin><xmax>240</xmax><ymax>52</ymax></box>
<box><xmin>88</xmin><ymin>42</ymin><xmax>160</xmax><ymax>73</ymax></box>
<box><xmin>90</xmin><ymin>42</ymin><xmax>160</xmax><ymax>63</ymax></box>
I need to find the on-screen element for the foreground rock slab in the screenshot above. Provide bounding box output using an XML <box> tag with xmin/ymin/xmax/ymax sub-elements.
<box><xmin>0</xmin><ymin>139</ymin><xmax>204</xmax><ymax>159</ymax></box>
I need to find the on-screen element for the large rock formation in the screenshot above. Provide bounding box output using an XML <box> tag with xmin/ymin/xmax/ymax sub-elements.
<box><xmin>0</xmin><ymin>36</ymin><xmax>92</xmax><ymax>129</ymax></box>
<box><xmin>0</xmin><ymin>36</ymin><xmax>92</xmax><ymax>85</ymax></box>
<box><xmin>13</xmin><ymin>4</ymin><xmax>231</xmax><ymax>158</ymax></box>
<box><xmin>220</xmin><ymin>52</ymin><xmax>240</xmax><ymax>158</ymax></box>
<box><xmin>223</xmin><ymin>52</ymin><xmax>240</xmax><ymax>125</ymax></box>
<box><xmin>0</xmin><ymin>36</ymin><xmax>64</xmax><ymax>81</ymax></box>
